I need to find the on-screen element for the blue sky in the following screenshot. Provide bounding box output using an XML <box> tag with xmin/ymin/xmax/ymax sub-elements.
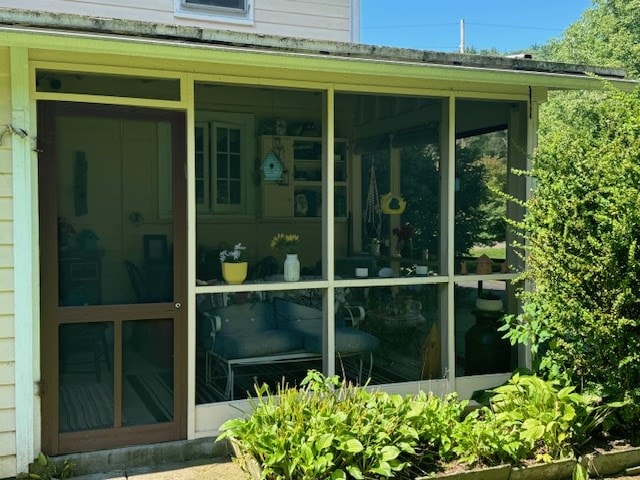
<box><xmin>361</xmin><ymin>0</ymin><xmax>593</xmax><ymax>53</ymax></box>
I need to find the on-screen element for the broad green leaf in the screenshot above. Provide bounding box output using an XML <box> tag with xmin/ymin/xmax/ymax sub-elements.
<box><xmin>330</xmin><ymin>469</ymin><xmax>347</xmax><ymax>480</ymax></box>
<box><xmin>343</xmin><ymin>438</ymin><xmax>364</xmax><ymax>453</ymax></box>
<box><xmin>346</xmin><ymin>465</ymin><xmax>365</xmax><ymax>479</ymax></box>
<box><xmin>315</xmin><ymin>433</ymin><xmax>334</xmax><ymax>450</ymax></box>
<box><xmin>371</xmin><ymin>460</ymin><xmax>393</xmax><ymax>477</ymax></box>
<box><xmin>380</xmin><ymin>445</ymin><xmax>400</xmax><ymax>461</ymax></box>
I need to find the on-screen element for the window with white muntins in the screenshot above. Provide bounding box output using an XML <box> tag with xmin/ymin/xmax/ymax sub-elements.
<box><xmin>177</xmin><ymin>0</ymin><xmax>254</xmax><ymax>23</ymax></box>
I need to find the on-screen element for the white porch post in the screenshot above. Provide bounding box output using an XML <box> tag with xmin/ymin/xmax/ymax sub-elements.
<box><xmin>11</xmin><ymin>46</ymin><xmax>38</xmax><ymax>473</ymax></box>
<box><xmin>322</xmin><ymin>86</ymin><xmax>336</xmax><ymax>376</ymax></box>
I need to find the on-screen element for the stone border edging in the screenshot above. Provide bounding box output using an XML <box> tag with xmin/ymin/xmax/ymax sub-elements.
<box><xmin>228</xmin><ymin>438</ymin><xmax>640</xmax><ymax>480</ymax></box>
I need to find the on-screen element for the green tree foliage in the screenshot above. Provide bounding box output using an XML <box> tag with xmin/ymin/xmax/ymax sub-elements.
<box><xmin>506</xmin><ymin>84</ymin><xmax>640</xmax><ymax>431</ymax></box>
<box><xmin>547</xmin><ymin>0</ymin><xmax>640</xmax><ymax>78</ymax></box>
<box><xmin>400</xmin><ymin>138</ymin><xmax>502</xmax><ymax>257</ymax></box>
<box><xmin>463</xmin><ymin>131</ymin><xmax>508</xmax><ymax>247</ymax></box>
<box><xmin>453</xmin><ymin>142</ymin><xmax>491</xmax><ymax>255</ymax></box>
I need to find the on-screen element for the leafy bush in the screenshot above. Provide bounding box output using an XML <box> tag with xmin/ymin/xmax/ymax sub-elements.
<box><xmin>27</xmin><ymin>452</ymin><xmax>74</xmax><ymax>480</ymax></box>
<box><xmin>453</xmin><ymin>374</ymin><xmax>615</xmax><ymax>467</ymax></box>
<box><xmin>219</xmin><ymin>370</ymin><xmax>466</xmax><ymax>479</ymax></box>
<box><xmin>502</xmin><ymin>84</ymin><xmax>640</xmax><ymax>434</ymax></box>
<box><xmin>219</xmin><ymin>371</ymin><xmax>615</xmax><ymax>479</ymax></box>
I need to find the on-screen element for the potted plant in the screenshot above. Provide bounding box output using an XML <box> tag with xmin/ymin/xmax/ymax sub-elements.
<box><xmin>392</xmin><ymin>223</ymin><xmax>414</xmax><ymax>257</ymax></box>
<box><xmin>270</xmin><ymin>233</ymin><xmax>300</xmax><ymax>281</ymax></box>
<box><xmin>219</xmin><ymin>243</ymin><xmax>248</xmax><ymax>285</ymax></box>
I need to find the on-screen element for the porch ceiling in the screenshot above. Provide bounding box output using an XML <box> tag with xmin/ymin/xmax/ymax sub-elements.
<box><xmin>1</xmin><ymin>7</ymin><xmax>636</xmax><ymax>94</ymax></box>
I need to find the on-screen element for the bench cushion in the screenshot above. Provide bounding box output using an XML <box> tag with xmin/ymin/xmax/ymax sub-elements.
<box><xmin>214</xmin><ymin>330</ymin><xmax>304</xmax><ymax>359</ymax></box>
<box><xmin>274</xmin><ymin>297</ymin><xmax>380</xmax><ymax>354</ymax></box>
<box><xmin>302</xmin><ymin>327</ymin><xmax>380</xmax><ymax>355</ymax></box>
<box><xmin>216</xmin><ymin>301</ymin><xmax>277</xmax><ymax>334</ymax></box>
<box><xmin>212</xmin><ymin>301</ymin><xmax>304</xmax><ymax>359</ymax></box>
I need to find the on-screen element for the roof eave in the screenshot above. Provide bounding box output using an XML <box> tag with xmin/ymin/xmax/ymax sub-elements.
<box><xmin>0</xmin><ymin>8</ymin><xmax>635</xmax><ymax>92</ymax></box>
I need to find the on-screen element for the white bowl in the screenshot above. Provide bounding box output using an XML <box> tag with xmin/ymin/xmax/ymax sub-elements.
<box><xmin>378</xmin><ymin>267</ymin><xmax>394</xmax><ymax>278</ymax></box>
<box><xmin>476</xmin><ymin>298</ymin><xmax>503</xmax><ymax>312</ymax></box>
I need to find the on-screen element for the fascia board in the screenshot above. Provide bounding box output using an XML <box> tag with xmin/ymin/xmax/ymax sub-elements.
<box><xmin>2</xmin><ymin>25</ymin><xmax>637</xmax><ymax>93</ymax></box>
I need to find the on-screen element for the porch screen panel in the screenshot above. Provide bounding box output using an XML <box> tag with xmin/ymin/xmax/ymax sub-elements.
<box><xmin>341</xmin><ymin>285</ymin><xmax>441</xmax><ymax>384</ymax></box>
<box><xmin>195</xmin><ymin>289</ymin><xmax>326</xmax><ymax>403</ymax></box>
<box><xmin>122</xmin><ymin>319</ymin><xmax>175</xmax><ymax>426</ymax></box>
<box><xmin>454</xmin><ymin>279</ymin><xmax>516</xmax><ymax>377</ymax></box>
<box><xmin>334</xmin><ymin>93</ymin><xmax>443</xmax><ymax>280</ymax></box>
<box><xmin>453</xmin><ymin>99</ymin><xmax>527</xmax><ymax>377</ymax></box>
<box><xmin>56</xmin><ymin>116</ymin><xmax>174</xmax><ymax>307</ymax></box>
<box><xmin>58</xmin><ymin>322</ymin><xmax>114</xmax><ymax>432</ymax></box>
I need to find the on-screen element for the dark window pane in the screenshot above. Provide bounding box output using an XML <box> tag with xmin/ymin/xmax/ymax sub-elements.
<box><xmin>229</xmin><ymin>154</ymin><xmax>241</xmax><ymax>178</ymax></box>
<box><xmin>229</xmin><ymin>128</ymin><xmax>241</xmax><ymax>152</ymax></box>
<box><xmin>230</xmin><ymin>180</ymin><xmax>241</xmax><ymax>204</ymax></box>
<box><xmin>217</xmin><ymin>154</ymin><xmax>228</xmax><ymax>178</ymax></box>
<box><xmin>186</xmin><ymin>0</ymin><xmax>244</xmax><ymax>9</ymax></box>
<box><xmin>217</xmin><ymin>181</ymin><xmax>228</xmax><ymax>204</ymax></box>
<box><xmin>216</xmin><ymin>128</ymin><xmax>228</xmax><ymax>152</ymax></box>
<box><xmin>195</xmin><ymin>154</ymin><xmax>204</xmax><ymax>177</ymax></box>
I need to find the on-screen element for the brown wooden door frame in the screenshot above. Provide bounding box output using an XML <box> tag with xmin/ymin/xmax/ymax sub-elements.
<box><xmin>38</xmin><ymin>101</ymin><xmax>188</xmax><ymax>455</ymax></box>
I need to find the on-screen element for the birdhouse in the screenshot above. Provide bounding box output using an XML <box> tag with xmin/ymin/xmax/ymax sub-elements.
<box><xmin>76</xmin><ymin>229</ymin><xmax>99</xmax><ymax>251</ymax></box>
<box><xmin>475</xmin><ymin>254</ymin><xmax>493</xmax><ymax>275</ymax></box>
<box><xmin>261</xmin><ymin>150</ymin><xmax>284</xmax><ymax>181</ymax></box>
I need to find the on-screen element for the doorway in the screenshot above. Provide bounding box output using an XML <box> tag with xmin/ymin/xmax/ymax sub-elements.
<box><xmin>38</xmin><ymin>102</ymin><xmax>187</xmax><ymax>454</ymax></box>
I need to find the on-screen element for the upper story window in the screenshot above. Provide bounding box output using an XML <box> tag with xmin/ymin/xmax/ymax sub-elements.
<box><xmin>177</xmin><ymin>0</ymin><xmax>254</xmax><ymax>23</ymax></box>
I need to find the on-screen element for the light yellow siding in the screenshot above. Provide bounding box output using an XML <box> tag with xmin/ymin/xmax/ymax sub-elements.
<box><xmin>0</xmin><ymin>0</ymin><xmax>353</xmax><ymax>42</ymax></box>
<box><xmin>0</xmin><ymin>46</ymin><xmax>16</xmax><ymax>480</ymax></box>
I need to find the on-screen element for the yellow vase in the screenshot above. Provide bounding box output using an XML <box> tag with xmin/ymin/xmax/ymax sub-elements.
<box><xmin>221</xmin><ymin>262</ymin><xmax>248</xmax><ymax>285</ymax></box>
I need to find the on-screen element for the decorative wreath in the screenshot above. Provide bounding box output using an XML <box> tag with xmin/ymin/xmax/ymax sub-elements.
<box><xmin>380</xmin><ymin>192</ymin><xmax>407</xmax><ymax>215</ymax></box>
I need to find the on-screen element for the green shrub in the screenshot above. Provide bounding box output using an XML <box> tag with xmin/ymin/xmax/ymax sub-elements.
<box><xmin>218</xmin><ymin>371</ymin><xmax>616</xmax><ymax>478</ymax></box>
<box><xmin>219</xmin><ymin>370</ymin><xmax>467</xmax><ymax>479</ymax></box>
<box><xmin>502</xmin><ymin>84</ymin><xmax>640</xmax><ymax>434</ymax></box>
<box><xmin>453</xmin><ymin>373</ymin><xmax>616</xmax><ymax>468</ymax></box>
<box><xmin>27</xmin><ymin>452</ymin><xmax>74</xmax><ymax>480</ymax></box>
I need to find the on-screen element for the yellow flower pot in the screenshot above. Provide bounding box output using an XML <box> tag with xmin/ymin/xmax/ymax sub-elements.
<box><xmin>222</xmin><ymin>262</ymin><xmax>248</xmax><ymax>285</ymax></box>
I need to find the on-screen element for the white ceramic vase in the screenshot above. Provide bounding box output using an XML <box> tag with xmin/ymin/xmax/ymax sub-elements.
<box><xmin>283</xmin><ymin>253</ymin><xmax>300</xmax><ymax>281</ymax></box>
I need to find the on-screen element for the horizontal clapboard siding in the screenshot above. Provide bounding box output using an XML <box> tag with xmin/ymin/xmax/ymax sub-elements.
<box><xmin>0</xmin><ymin>47</ymin><xmax>15</xmax><ymax>480</ymax></box>
<box><xmin>0</xmin><ymin>0</ymin><xmax>353</xmax><ymax>41</ymax></box>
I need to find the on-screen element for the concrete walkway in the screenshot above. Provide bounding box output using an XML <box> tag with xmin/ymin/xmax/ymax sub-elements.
<box><xmin>20</xmin><ymin>438</ymin><xmax>251</xmax><ymax>480</ymax></box>
<box><xmin>71</xmin><ymin>457</ymin><xmax>249</xmax><ymax>480</ymax></box>
<box><xmin>69</xmin><ymin>459</ymin><xmax>640</xmax><ymax>480</ymax></box>
<box><xmin>17</xmin><ymin>437</ymin><xmax>640</xmax><ymax>480</ymax></box>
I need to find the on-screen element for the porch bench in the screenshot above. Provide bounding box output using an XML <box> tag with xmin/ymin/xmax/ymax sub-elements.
<box><xmin>200</xmin><ymin>297</ymin><xmax>379</xmax><ymax>400</ymax></box>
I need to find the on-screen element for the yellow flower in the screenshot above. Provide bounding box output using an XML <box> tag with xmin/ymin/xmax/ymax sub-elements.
<box><xmin>270</xmin><ymin>233</ymin><xmax>300</xmax><ymax>253</ymax></box>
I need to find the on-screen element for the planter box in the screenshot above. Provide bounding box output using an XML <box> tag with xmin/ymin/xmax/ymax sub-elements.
<box><xmin>581</xmin><ymin>445</ymin><xmax>640</xmax><ymax>478</ymax></box>
<box><xmin>227</xmin><ymin>438</ymin><xmax>640</xmax><ymax>480</ymax></box>
<box><xmin>416</xmin><ymin>465</ymin><xmax>511</xmax><ymax>480</ymax></box>
<box><xmin>228</xmin><ymin>437</ymin><xmax>261</xmax><ymax>480</ymax></box>
<box><xmin>510</xmin><ymin>459</ymin><xmax>576</xmax><ymax>480</ymax></box>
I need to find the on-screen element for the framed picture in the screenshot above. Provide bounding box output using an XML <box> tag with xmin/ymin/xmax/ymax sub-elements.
<box><xmin>143</xmin><ymin>235</ymin><xmax>169</xmax><ymax>264</ymax></box>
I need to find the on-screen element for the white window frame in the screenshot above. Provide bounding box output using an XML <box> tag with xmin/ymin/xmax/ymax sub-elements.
<box><xmin>211</xmin><ymin>121</ymin><xmax>245</xmax><ymax>213</ymax></box>
<box><xmin>194</xmin><ymin>112</ymin><xmax>256</xmax><ymax>216</ymax></box>
<box><xmin>194</xmin><ymin>121</ymin><xmax>211</xmax><ymax>213</ymax></box>
<box><xmin>175</xmin><ymin>0</ymin><xmax>254</xmax><ymax>25</ymax></box>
